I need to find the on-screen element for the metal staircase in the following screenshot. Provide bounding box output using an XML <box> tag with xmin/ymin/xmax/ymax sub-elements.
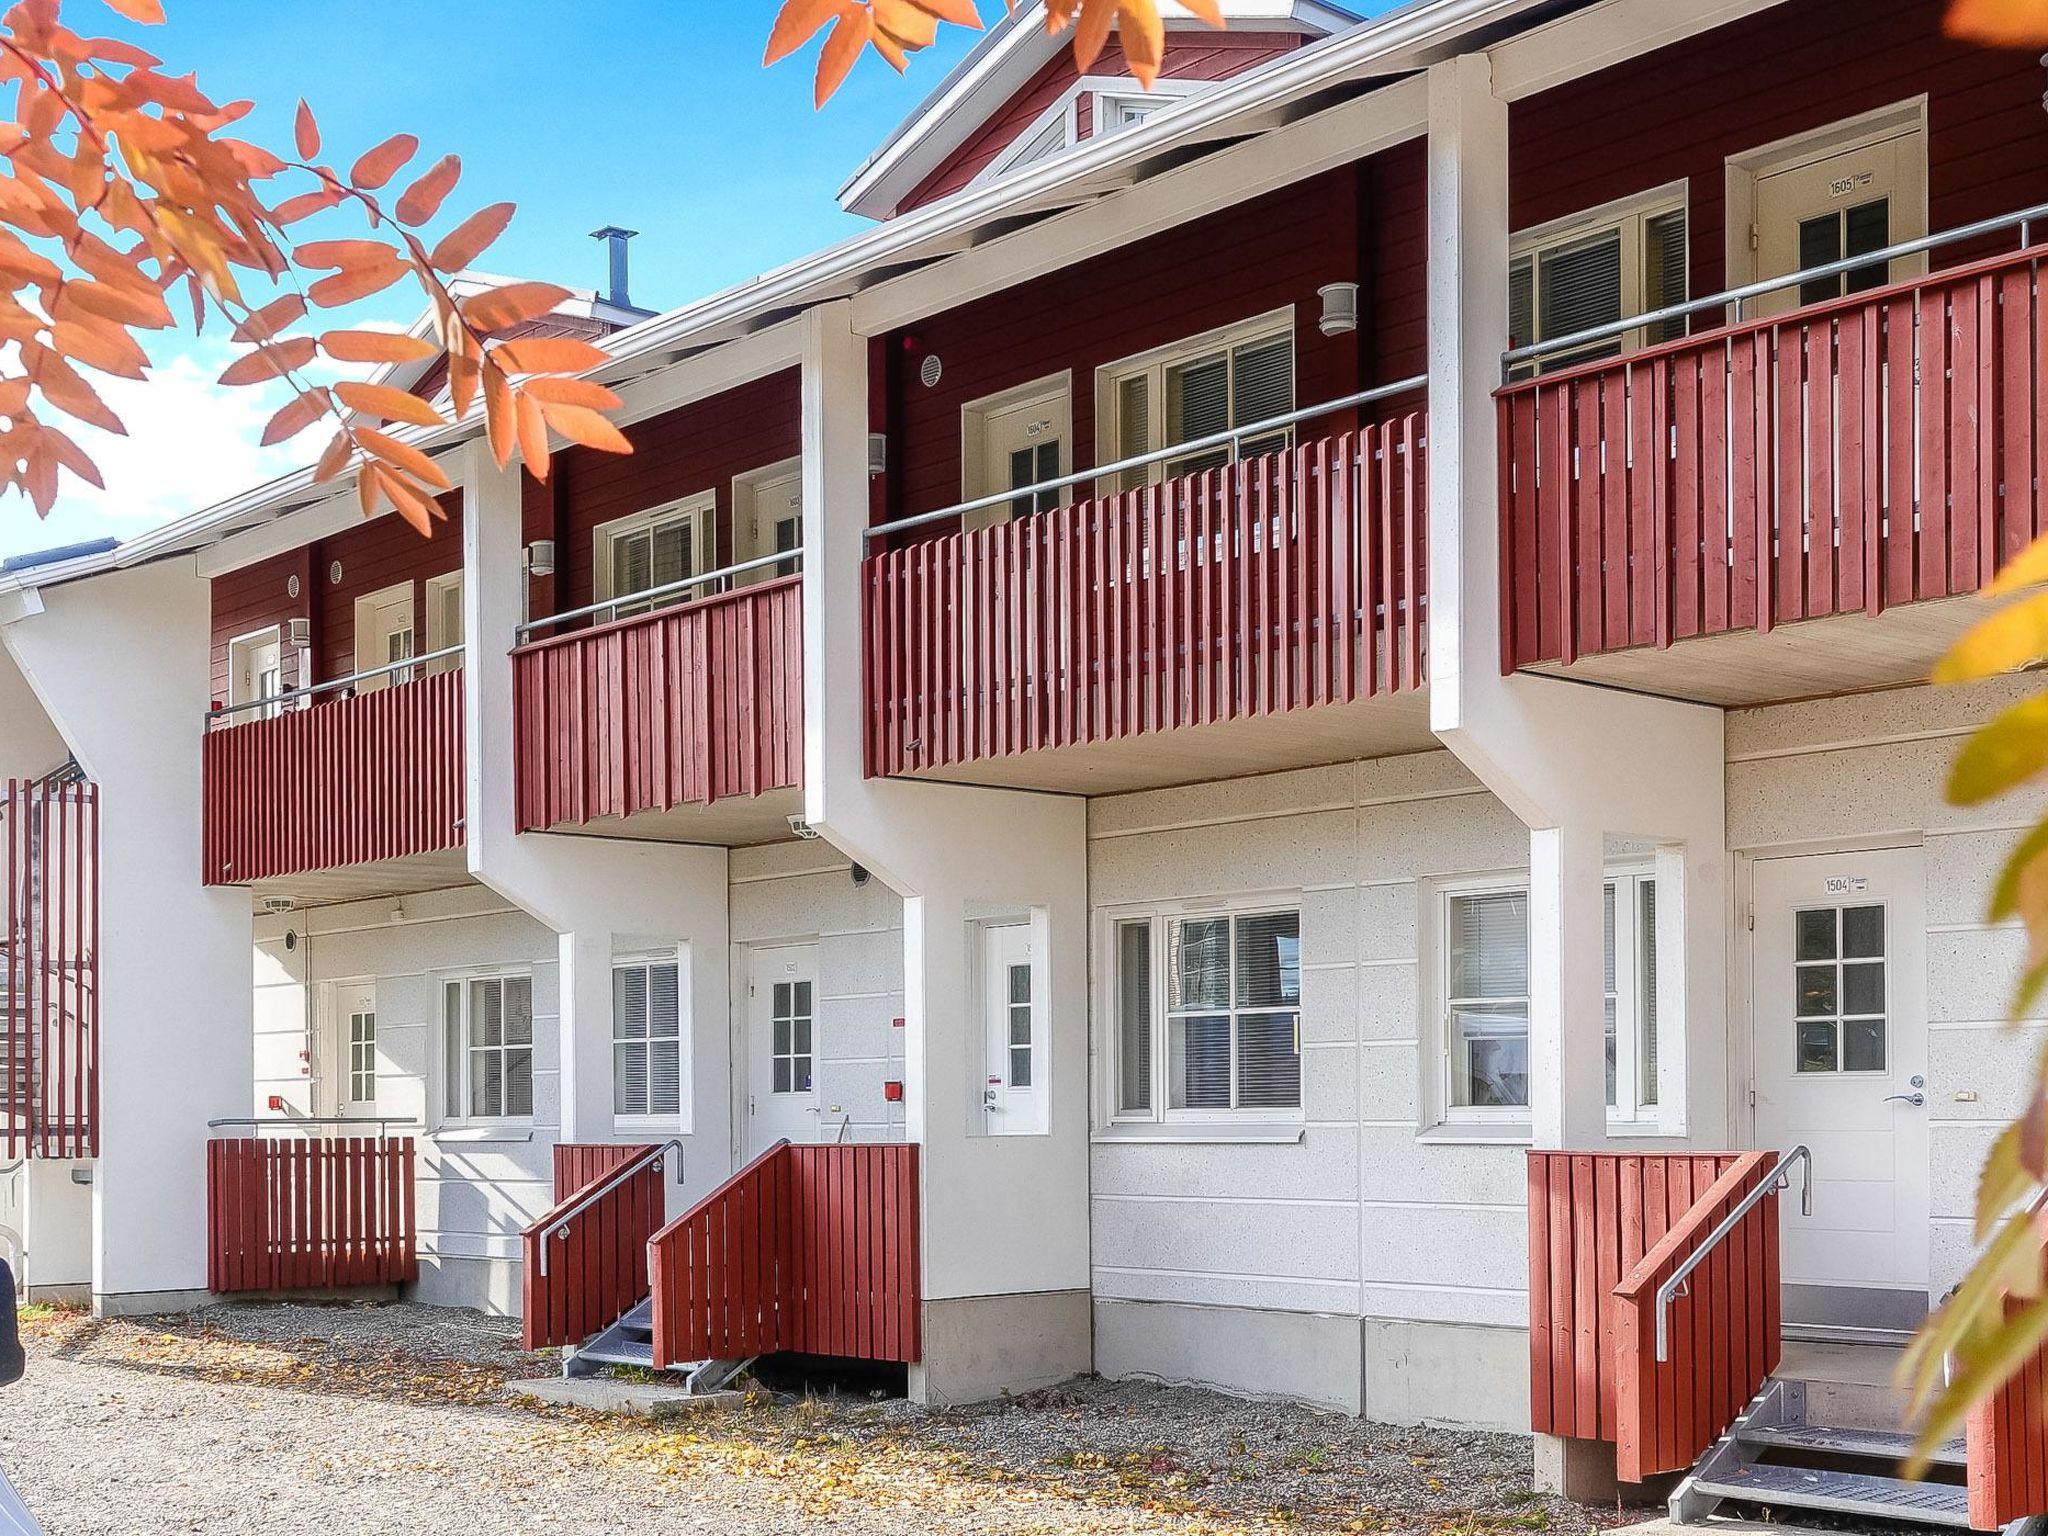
<box><xmin>1672</xmin><ymin>1357</ymin><xmax>1976</xmax><ymax>1532</ymax></box>
<box><xmin>564</xmin><ymin>1296</ymin><xmax>750</xmax><ymax>1396</ymax></box>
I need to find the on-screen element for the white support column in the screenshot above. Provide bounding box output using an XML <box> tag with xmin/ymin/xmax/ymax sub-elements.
<box><xmin>1528</xmin><ymin>824</ymin><xmax>1611</xmax><ymax>1151</ymax></box>
<box><xmin>2</xmin><ymin>562</ymin><xmax>253</xmax><ymax>1315</ymax></box>
<box><xmin>801</xmin><ymin>300</ymin><xmax>1093</xmax><ymax>1405</ymax></box>
<box><xmin>461</xmin><ymin>444</ymin><xmax>731</xmax><ymax>1201</ymax></box>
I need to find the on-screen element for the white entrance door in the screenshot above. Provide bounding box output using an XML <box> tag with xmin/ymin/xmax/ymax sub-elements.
<box><xmin>744</xmin><ymin>945</ymin><xmax>820</xmax><ymax>1156</ymax></box>
<box><xmin>981</xmin><ymin>922</ymin><xmax>1045</xmax><ymax>1136</ymax></box>
<box><xmin>353</xmin><ymin>582</ymin><xmax>415</xmax><ymax>691</ymax></box>
<box><xmin>328</xmin><ymin>981</ymin><xmax>380</xmax><ymax>1120</ymax></box>
<box><xmin>1751</xmin><ymin>846</ymin><xmax>1929</xmax><ymax>1327</ymax></box>
<box><xmin>228</xmin><ymin>628</ymin><xmax>284</xmax><ymax>719</ymax></box>
<box><xmin>1749</xmin><ymin>123</ymin><xmax>1925</xmax><ymax>319</ymax></box>
<box><xmin>964</xmin><ymin>386</ymin><xmax>1068</xmax><ymax>534</ymax></box>
<box><xmin>735</xmin><ymin>462</ymin><xmax>803</xmax><ymax>585</ymax></box>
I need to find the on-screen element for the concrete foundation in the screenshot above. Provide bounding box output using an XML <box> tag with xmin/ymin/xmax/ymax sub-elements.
<box><xmin>912</xmin><ymin>1289</ymin><xmax>1092</xmax><ymax>1406</ymax></box>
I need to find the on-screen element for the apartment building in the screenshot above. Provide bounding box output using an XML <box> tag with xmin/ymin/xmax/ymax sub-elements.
<box><xmin>4</xmin><ymin>0</ymin><xmax>2047</xmax><ymax>1523</ymax></box>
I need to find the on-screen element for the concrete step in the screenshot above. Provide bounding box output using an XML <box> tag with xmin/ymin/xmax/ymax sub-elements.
<box><xmin>1689</xmin><ymin>1463</ymin><xmax>1971</xmax><ymax>1529</ymax></box>
<box><xmin>1774</xmin><ymin>1339</ymin><xmax>1916</xmax><ymax>1434</ymax></box>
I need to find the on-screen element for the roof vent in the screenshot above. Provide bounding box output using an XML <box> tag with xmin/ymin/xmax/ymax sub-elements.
<box><xmin>590</xmin><ymin>225</ymin><xmax>638</xmax><ymax>311</ymax></box>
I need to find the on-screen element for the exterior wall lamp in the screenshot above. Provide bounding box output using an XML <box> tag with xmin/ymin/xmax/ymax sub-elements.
<box><xmin>525</xmin><ymin>539</ymin><xmax>556</xmax><ymax>578</ymax></box>
<box><xmin>1318</xmin><ymin>281</ymin><xmax>1360</xmax><ymax>337</ymax></box>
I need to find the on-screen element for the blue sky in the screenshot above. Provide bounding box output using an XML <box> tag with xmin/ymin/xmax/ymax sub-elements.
<box><xmin>0</xmin><ymin>1</ymin><xmax>987</xmax><ymax>558</ymax></box>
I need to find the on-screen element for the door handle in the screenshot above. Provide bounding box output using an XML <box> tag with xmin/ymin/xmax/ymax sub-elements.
<box><xmin>1884</xmin><ymin>1092</ymin><xmax>1925</xmax><ymax>1107</ymax></box>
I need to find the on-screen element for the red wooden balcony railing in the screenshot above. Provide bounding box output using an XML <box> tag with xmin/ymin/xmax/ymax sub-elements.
<box><xmin>201</xmin><ymin>668</ymin><xmax>465</xmax><ymax>884</ymax></box>
<box><xmin>520</xmin><ymin>1141</ymin><xmax>669</xmax><ymax>1351</ymax></box>
<box><xmin>2</xmin><ymin>775</ymin><xmax>97</xmax><ymax>1159</ymax></box>
<box><xmin>511</xmin><ymin>575</ymin><xmax>803</xmax><ymax>831</ymax></box>
<box><xmin>863</xmin><ymin>417</ymin><xmax>1427</xmax><ymax>779</ymax></box>
<box><xmin>647</xmin><ymin>1140</ymin><xmax>920</xmax><ymax>1367</ymax></box>
<box><xmin>1528</xmin><ymin>1149</ymin><xmax>1782</xmax><ymax>1480</ymax></box>
<box><xmin>1499</xmin><ymin>236</ymin><xmax>2048</xmax><ymax>673</ymax></box>
<box><xmin>206</xmin><ymin>1133</ymin><xmax>417</xmax><ymax>1293</ymax></box>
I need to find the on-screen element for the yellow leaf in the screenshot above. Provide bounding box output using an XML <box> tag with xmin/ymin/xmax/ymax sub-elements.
<box><xmin>1935</xmin><ymin>590</ymin><xmax>2048</xmax><ymax>683</ymax></box>
<box><xmin>335</xmin><ymin>381</ymin><xmax>445</xmax><ymax>428</ymax></box>
<box><xmin>1950</xmin><ymin>693</ymin><xmax>2048</xmax><ymax>806</ymax></box>
<box><xmin>1988</xmin><ymin>531</ymin><xmax>2048</xmax><ymax>598</ymax></box>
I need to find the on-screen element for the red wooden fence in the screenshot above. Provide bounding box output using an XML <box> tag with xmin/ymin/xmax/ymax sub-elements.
<box><xmin>648</xmin><ymin>1141</ymin><xmax>920</xmax><ymax>1367</ymax></box>
<box><xmin>863</xmin><ymin>420</ymin><xmax>1427</xmax><ymax>779</ymax></box>
<box><xmin>201</xmin><ymin>669</ymin><xmax>465</xmax><ymax>884</ymax></box>
<box><xmin>206</xmin><ymin>1136</ymin><xmax>417</xmax><ymax>1293</ymax></box>
<box><xmin>1528</xmin><ymin>1150</ymin><xmax>1779</xmax><ymax>1478</ymax></box>
<box><xmin>1967</xmin><ymin>1290</ymin><xmax>2048</xmax><ymax>1528</ymax></box>
<box><xmin>1609</xmin><ymin>1152</ymin><xmax>1780</xmax><ymax>1480</ymax></box>
<box><xmin>512</xmin><ymin>576</ymin><xmax>802</xmax><ymax>834</ymax></box>
<box><xmin>520</xmin><ymin>1142</ymin><xmax>665</xmax><ymax>1351</ymax></box>
<box><xmin>1</xmin><ymin>777</ymin><xmax>97</xmax><ymax>1160</ymax></box>
<box><xmin>1498</xmin><ymin>243</ymin><xmax>2048</xmax><ymax>672</ymax></box>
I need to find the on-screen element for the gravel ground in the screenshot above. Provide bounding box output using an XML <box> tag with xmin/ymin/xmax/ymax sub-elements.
<box><xmin>0</xmin><ymin>1301</ymin><xmax>1639</xmax><ymax>1536</ymax></box>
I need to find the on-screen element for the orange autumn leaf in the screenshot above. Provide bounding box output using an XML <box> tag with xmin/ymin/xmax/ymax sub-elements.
<box><xmin>537</xmin><ymin>399</ymin><xmax>631</xmax><ymax>454</ymax></box>
<box><xmin>522</xmin><ymin>375</ymin><xmax>624</xmax><ymax>412</ymax></box>
<box><xmin>335</xmin><ymin>380</ymin><xmax>446</xmax><ymax>427</ymax></box>
<box><xmin>292</xmin><ymin>98</ymin><xmax>319</xmax><ymax>159</ymax></box>
<box><xmin>318</xmin><ymin>328</ymin><xmax>438</xmax><ymax>364</ymax></box>
<box><xmin>261</xmin><ymin>388</ymin><xmax>330</xmax><ymax>446</ymax></box>
<box><xmin>428</xmin><ymin>201</ymin><xmax>515</xmax><ymax>272</ymax></box>
<box><xmin>1945</xmin><ymin>0</ymin><xmax>2048</xmax><ymax>41</ymax></box>
<box><xmin>217</xmin><ymin>336</ymin><xmax>316</xmax><ymax>386</ymax></box>
<box><xmin>492</xmin><ymin>335</ymin><xmax>609</xmax><ymax>374</ymax></box>
<box><xmin>349</xmin><ymin>132</ymin><xmax>418</xmax><ymax>190</ymax></box>
<box><xmin>395</xmin><ymin>154</ymin><xmax>460</xmax><ymax>226</ymax></box>
<box><xmin>816</xmin><ymin>8</ymin><xmax>871</xmax><ymax>104</ymax></box>
<box><xmin>102</xmin><ymin>0</ymin><xmax>167</xmax><ymax>23</ymax></box>
<box><xmin>766</xmin><ymin>0</ymin><xmax>848</xmax><ymax>64</ymax></box>
<box><xmin>231</xmin><ymin>293</ymin><xmax>307</xmax><ymax>343</ymax></box>
<box><xmin>307</xmin><ymin>260</ymin><xmax>407</xmax><ymax>307</ymax></box>
<box><xmin>460</xmin><ymin>281</ymin><xmax>571</xmax><ymax>332</ymax></box>
<box><xmin>354</xmin><ymin>425</ymin><xmax>453</xmax><ymax>490</ymax></box>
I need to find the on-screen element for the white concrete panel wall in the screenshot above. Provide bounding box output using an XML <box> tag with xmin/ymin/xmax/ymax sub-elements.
<box><xmin>252</xmin><ymin>884</ymin><xmax>560</xmax><ymax>1314</ymax></box>
<box><xmin>1727</xmin><ymin>676</ymin><xmax>2048</xmax><ymax>1300</ymax></box>
<box><xmin>1088</xmin><ymin>752</ymin><xmax>1531</xmax><ymax>1331</ymax></box>
<box><xmin>729</xmin><ymin>840</ymin><xmax>907</xmax><ymax>1143</ymax></box>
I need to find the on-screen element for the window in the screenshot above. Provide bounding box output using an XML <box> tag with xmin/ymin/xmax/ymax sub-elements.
<box><xmin>1006</xmin><ymin>962</ymin><xmax>1033</xmax><ymax>1089</ymax></box>
<box><xmin>347</xmin><ymin>1006</ymin><xmax>377</xmax><ymax>1105</ymax></box>
<box><xmin>613</xmin><ymin>959</ymin><xmax>681</xmax><ymax>1119</ymax></box>
<box><xmin>423</xmin><ymin>570</ymin><xmax>463</xmax><ymax>675</ymax></box>
<box><xmin>1439</xmin><ymin>873</ymin><xmax>1665</xmax><ymax>1122</ymax></box>
<box><xmin>1793</xmin><ymin>903</ymin><xmax>1887</xmax><ymax>1074</ymax></box>
<box><xmin>1509</xmin><ymin>186</ymin><xmax>1688</xmax><ymax>377</ymax></box>
<box><xmin>227</xmin><ymin>627</ymin><xmax>284</xmax><ymax>720</ymax></box>
<box><xmin>1111</xmin><ymin>906</ymin><xmax>1301</xmax><ymax>1120</ymax></box>
<box><xmin>1098</xmin><ymin>312</ymin><xmax>1295</xmax><ymax>490</ymax></box>
<box><xmin>443</xmin><ymin>974</ymin><xmax>533</xmax><ymax>1121</ymax></box>
<box><xmin>770</xmin><ymin>979</ymin><xmax>813</xmax><ymax>1096</ymax></box>
<box><xmin>1795</xmin><ymin>200</ymin><xmax>1891</xmax><ymax>306</ymax></box>
<box><xmin>594</xmin><ymin>494</ymin><xmax>714</xmax><ymax>621</ymax></box>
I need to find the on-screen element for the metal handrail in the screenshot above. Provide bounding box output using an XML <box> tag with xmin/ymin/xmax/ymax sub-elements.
<box><xmin>1506</xmin><ymin>199</ymin><xmax>2048</xmax><ymax>377</ymax></box>
<box><xmin>516</xmin><ymin>551</ymin><xmax>801</xmax><ymax>642</ymax></box>
<box><xmin>537</xmin><ymin>1138</ymin><xmax>683</xmax><ymax>1277</ymax></box>
<box><xmin>1653</xmin><ymin>1144</ymin><xmax>1811</xmax><ymax>1362</ymax></box>
<box><xmin>207</xmin><ymin>1115</ymin><xmax>420</xmax><ymax>1133</ymax></box>
<box><xmin>206</xmin><ymin>645</ymin><xmax>464</xmax><ymax>725</ymax></box>
<box><xmin>863</xmin><ymin>373</ymin><xmax>1429</xmax><ymax>544</ymax></box>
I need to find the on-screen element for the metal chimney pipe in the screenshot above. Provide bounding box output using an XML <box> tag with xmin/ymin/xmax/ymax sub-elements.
<box><xmin>589</xmin><ymin>225</ymin><xmax>637</xmax><ymax>310</ymax></box>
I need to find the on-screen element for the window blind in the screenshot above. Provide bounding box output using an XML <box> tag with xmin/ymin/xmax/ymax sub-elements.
<box><xmin>1116</xmin><ymin>920</ymin><xmax>1152</xmax><ymax>1114</ymax></box>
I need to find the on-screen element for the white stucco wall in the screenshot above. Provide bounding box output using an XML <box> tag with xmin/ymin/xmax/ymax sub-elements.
<box><xmin>1726</xmin><ymin>675</ymin><xmax>2048</xmax><ymax>1301</ymax></box>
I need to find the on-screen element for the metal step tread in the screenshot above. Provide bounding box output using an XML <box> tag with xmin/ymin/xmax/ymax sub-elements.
<box><xmin>1740</xmin><ymin>1422</ymin><xmax>1967</xmax><ymax>1468</ymax></box>
<box><xmin>576</xmin><ymin>1337</ymin><xmax>655</xmax><ymax>1368</ymax></box>
<box><xmin>1692</xmin><ymin>1464</ymin><xmax>1972</xmax><ymax>1528</ymax></box>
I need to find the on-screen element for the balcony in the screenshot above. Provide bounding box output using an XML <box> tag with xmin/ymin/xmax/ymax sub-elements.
<box><xmin>511</xmin><ymin>560</ymin><xmax>803</xmax><ymax>844</ymax></box>
<box><xmin>863</xmin><ymin>383</ymin><xmax>1431</xmax><ymax>795</ymax></box>
<box><xmin>1497</xmin><ymin>205</ymin><xmax>2048</xmax><ymax>706</ymax></box>
<box><xmin>201</xmin><ymin>657</ymin><xmax>465</xmax><ymax>897</ymax></box>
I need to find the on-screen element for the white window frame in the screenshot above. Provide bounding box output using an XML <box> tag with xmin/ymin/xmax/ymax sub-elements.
<box><xmin>438</xmin><ymin>968</ymin><xmax>536</xmax><ymax>1129</ymax></box>
<box><xmin>423</xmin><ymin>569</ymin><xmax>463</xmax><ymax>674</ymax></box>
<box><xmin>1093</xmin><ymin>307</ymin><xmax>1296</xmax><ymax>492</ymax></box>
<box><xmin>1425</xmin><ymin>867</ymin><xmax>1673</xmax><ymax>1133</ymax></box>
<box><xmin>226</xmin><ymin>624</ymin><xmax>285</xmax><ymax>720</ymax></box>
<box><xmin>1100</xmin><ymin>896</ymin><xmax>1305</xmax><ymax>1128</ymax></box>
<box><xmin>611</xmin><ymin>950</ymin><xmax>684</xmax><ymax>1128</ymax></box>
<box><xmin>592</xmin><ymin>491</ymin><xmax>716</xmax><ymax>622</ymax></box>
<box><xmin>1091</xmin><ymin>78</ymin><xmax>1204</xmax><ymax>137</ymax></box>
<box><xmin>346</xmin><ymin>1004</ymin><xmax>377</xmax><ymax>1106</ymax></box>
<box><xmin>1509</xmin><ymin>180</ymin><xmax>1689</xmax><ymax>374</ymax></box>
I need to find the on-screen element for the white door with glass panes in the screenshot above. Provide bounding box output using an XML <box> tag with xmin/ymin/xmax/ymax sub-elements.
<box><xmin>423</xmin><ymin>570</ymin><xmax>463</xmax><ymax>674</ymax></box>
<box><xmin>1751</xmin><ymin>847</ymin><xmax>1929</xmax><ymax>1320</ymax></box>
<box><xmin>1748</xmin><ymin>124</ymin><xmax>1924</xmax><ymax>320</ymax></box>
<box><xmin>745</xmin><ymin>944</ymin><xmax>820</xmax><ymax>1156</ymax></box>
<box><xmin>734</xmin><ymin>465</ymin><xmax>803</xmax><ymax>584</ymax></box>
<box><xmin>598</xmin><ymin>495</ymin><xmax>712</xmax><ymax>618</ymax></box>
<box><xmin>228</xmin><ymin>627</ymin><xmax>284</xmax><ymax>719</ymax></box>
<box><xmin>328</xmin><ymin>981</ymin><xmax>378</xmax><ymax>1119</ymax></box>
<box><xmin>353</xmin><ymin>582</ymin><xmax>415</xmax><ymax>691</ymax></box>
<box><xmin>965</xmin><ymin>386</ymin><xmax>1067</xmax><ymax>533</ymax></box>
<box><xmin>980</xmin><ymin>923</ymin><xmax>1045</xmax><ymax>1135</ymax></box>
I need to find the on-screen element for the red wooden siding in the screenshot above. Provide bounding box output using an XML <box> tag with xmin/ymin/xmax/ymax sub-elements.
<box><xmin>899</xmin><ymin>32</ymin><xmax>1303</xmax><ymax>215</ymax></box>
<box><xmin>1499</xmin><ymin>244</ymin><xmax>2048</xmax><ymax>672</ymax></box>
<box><xmin>1609</xmin><ymin>1153</ymin><xmax>1781</xmax><ymax>1481</ymax></box>
<box><xmin>1528</xmin><ymin>1150</ymin><xmax>1779</xmax><ymax>1479</ymax></box>
<box><xmin>647</xmin><ymin>1142</ymin><xmax>921</xmax><ymax>1367</ymax></box>
<box><xmin>1510</xmin><ymin>0</ymin><xmax>2048</xmax><ymax>321</ymax></box>
<box><xmin>206</xmin><ymin>1136</ymin><xmax>417</xmax><ymax>1293</ymax></box>
<box><xmin>1966</xmin><ymin>1289</ymin><xmax>2048</xmax><ymax>1528</ymax></box>
<box><xmin>865</xmin><ymin>423</ymin><xmax>1425</xmax><ymax>778</ymax></box>
<box><xmin>512</xmin><ymin>577</ymin><xmax>803</xmax><ymax>832</ymax></box>
<box><xmin>876</xmin><ymin>149</ymin><xmax>1424</xmax><ymax>538</ymax></box>
<box><xmin>521</xmin><ymin>1143</ymin><xmax>664</xmax><ymax>1352</ymax></box>
<box><xmin>0</xmin><ymin>779</ymin><xmax>96</xmax><ymax>1160</ymax></box>
<box><xmin>201</xmin><ymin>670</ymin><xmax>465</xmax><ymax>884</ymax></box>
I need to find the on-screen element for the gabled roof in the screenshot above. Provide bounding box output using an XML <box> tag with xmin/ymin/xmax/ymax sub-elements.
<box><xmin>837</xmin><ymin>0</ymin><xmax>1360</xmax><ymax>220</ymax></box>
